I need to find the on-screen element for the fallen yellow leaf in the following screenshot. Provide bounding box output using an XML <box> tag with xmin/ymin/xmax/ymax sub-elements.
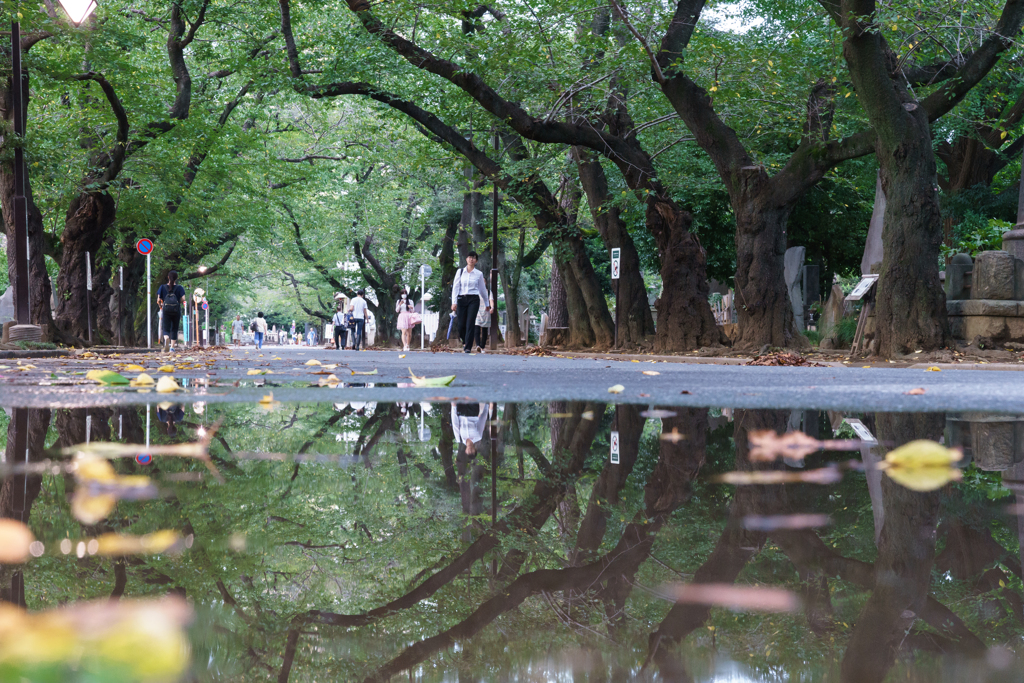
<box><xmin>642</xmin><ymin>370</ymin><xmax>660</xmax><ymax>376</ymax></box>
<box><xmin>130</xmin><ymin>373</ymin><xmax>155</xmax><ymax>387</ymax></box>
<box><xmin>246</xmin><ymin>369</ymin><xmax>264</xmax><ymax>376</ymax></box>
<box><xmin>304</xmin><ymin>359</ymin><xmax>322</xmax><ymax>366</ymax></box>
<box><xmin>927</xmin><ymin>366</ymin><xmax>942</xmax><ymax>372</ymax></box>
<box><xmin>125</xmin><ymin>364</ymin><xmax>146</xmax><ymax>372</ymax></box>
<box><xmin>608</xmin><ymin>384</ymin><xmax>625</xmax><ymax>394</ymax></box>
<box><xmin>156</xmin><ymin>376</ymin><xmax>180</xmax><ymax>393</ymax></box>
<box><xmin>157</xmin><ymin>365</ymin><xmax>174</xmax><ymax>373</ymax></box>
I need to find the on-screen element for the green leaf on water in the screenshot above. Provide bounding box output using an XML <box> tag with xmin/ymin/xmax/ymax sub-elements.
<box><xmin>85</xmin><ymin>370</ymin><xmax>130</xmax><ymax>385</ymax></box>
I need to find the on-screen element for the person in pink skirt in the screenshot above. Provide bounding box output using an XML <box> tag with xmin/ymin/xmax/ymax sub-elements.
<box><xmin>396</xmin><ymin>289</ymin><xmax>416</xmax><ymax>351</ymax></box>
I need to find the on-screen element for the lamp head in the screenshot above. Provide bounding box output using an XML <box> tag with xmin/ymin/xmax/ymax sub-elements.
<box><xmin>58</xmin><ymin>0</ymin><xmax>99</xmax><ymax>25</ymax></box>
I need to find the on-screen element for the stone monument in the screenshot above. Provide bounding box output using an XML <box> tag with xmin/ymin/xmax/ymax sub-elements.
<box><xmin>945</xmin><ymin>250</ymin><xmax>1024</xmax><ymax>343</ymax></box>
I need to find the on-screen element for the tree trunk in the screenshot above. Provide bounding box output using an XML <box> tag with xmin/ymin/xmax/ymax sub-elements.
<box><xmin>555</xmin><ymin>251</ymin><xmax>596</xmax><ymax>347</ymax></box>
<box><xmin>734</xmin><ymin>200</ymin><xmax>809</xmax><ymax>350</ymax></box>
<box><xmin>575</xmin><ymin>149</ymin><xmax>655</xmax><ymax>346</ymax></box>
<box><xmin>54</xmin><ymin>192</ymin><xmax>117</xmax><ymax>340</ymax></box>
<box><xmin>563</xmin><ymin>233</ymin><xmax>615</xmax><ymax>348</ymax></box>
<box><xmin>1</xmin><ymin>59</ymin><xmax>62</xmax><ymax>343</ymax></box>
<box><xmin>432</xmin><ymin>216</ymin><xmax>460</xmax><ymax>348</ymax></box>
<box><xmin>647</xmin><ymin>198</ymin><xmax>722</xmax><ymax>351</ymax></box>
<box><xmin>841</xmin><ymin>16</ymin><xmax>948</xmax><ymax>356</ymax></box>
<box><xmin>549</xmin><ymin>260</ymin><xmax>568</xmax><ymax>327</ymax></box>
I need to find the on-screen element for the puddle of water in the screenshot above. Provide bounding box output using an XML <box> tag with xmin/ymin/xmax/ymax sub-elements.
<box><xmin>1</xmin><ymin>402</ymin><xmax>1022</xmax><ymax>682</ymax></box>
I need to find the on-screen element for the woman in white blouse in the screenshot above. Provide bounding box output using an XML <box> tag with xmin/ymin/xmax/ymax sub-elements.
<box><xmin>451</xmin><ymin>251</ymin><xmax>492</xmax><ymax>354</ymax></box>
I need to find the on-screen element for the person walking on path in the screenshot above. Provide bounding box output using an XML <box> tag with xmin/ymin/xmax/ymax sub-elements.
<box><xmin>349</xmin><ymin>289</ymin><xmax>369</xmax><ymax>351</ymax></box>
<box><xmin>332</xmin><ymin>304</ymin><xmax>348</xmax><ymax>350</ymax></box>
<box><xmin>475</xmin><ymin>294</ymin><xmax>495</xmax><ymax>353</ymax></box>
<box><xmin>231</xmin><ymin>315</ymin><xmax>244</xmax><ymax>346</ymax></box>
<box><xmin>451</xmin><ymin>252</ymin><xmax>491</xmax><ymax>354</ymax></box>
<box><xmin>253</xmin><ymin>311</ymin><xmax>268</xmax><ymax>350</ymax></box>
<box><xmin>396</xmin><ymin>288</ymin><xmax>415</xmax><ymax>351</ymax></box>
<box><xmin>157</xmin><ymin>271</ymin><xmax>186</xmax><ymax>353</ymax></box>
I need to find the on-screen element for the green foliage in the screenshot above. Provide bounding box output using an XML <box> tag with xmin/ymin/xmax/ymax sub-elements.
<box><xmin>833</xmin><ymin>316</ymin><xmax>858</xmax><ymax>346</ymax></box>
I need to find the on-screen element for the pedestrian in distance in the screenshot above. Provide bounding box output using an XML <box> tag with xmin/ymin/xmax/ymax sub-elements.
<box><xmin>451</xmin><ymin>251</ymin><xmax>491</xmax><ymax>354</ymax></box>
<box><xmin>231</xmin><ymin>315</ymin><xmax>244</xmax><ymax>346</ymax></box>
<box><xmin>349</xmin><ymin>289</ymin><xmax>369</xmax><ymax>351</ymax></box>
<box><xmin>332</xmin><ymin>304</ymin><xmax>347</xmax><ymax>350</ymax></box>
<box><xmin>253</xmin><ymin>311</ymin><xmax>268</xmax><ymax>350</ymax></box>
<box><xmin>396</xmin><ymin>288</ymin><xmax>415</xmax><ymax>351</ymax></box>
<box><xmin>157</xmin><ymin>270</ymin><xmax>186</xmax><ymax>353</ymax></box>
<box><xmin>475</xmin><ymin>294</ymin><xmax>495</xmax><ymax>353</ymax></box>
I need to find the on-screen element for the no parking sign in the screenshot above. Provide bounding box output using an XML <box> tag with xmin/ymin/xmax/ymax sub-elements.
<box><xmin>136</xmin><ymin>238</ymin><xmax>154</xmax><ymax>255</ymax></box>
<box><xmin>610</xmin><ymin>430</ymin><xmax>620</xmax><ymax>464</ymax></box>
<box><xmin>610</xmin><ymin>248</ymin><xmax>621</xmax><ymax>280</ymax></box>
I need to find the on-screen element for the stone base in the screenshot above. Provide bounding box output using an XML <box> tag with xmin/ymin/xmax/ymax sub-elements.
<box><xmin>947</xmin><ymin>299</ymin><xmax>1024</xmax><ymax>343</ymax></box>
<box><xmin>8</xmin><ymin>324</ymin><xmax>42</xmax><ymax>343</ymax></box>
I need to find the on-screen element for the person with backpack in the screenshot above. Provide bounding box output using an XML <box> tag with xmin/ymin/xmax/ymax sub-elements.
<box><xmin>331</xmin><ymin>304</ymin><xmax>347</xmax><ymax>350</ymax></box>
<box><xmin>348</xmin><ymin>289</ymin><xmax>369</xmax><ymax>351</ymax></box>
<box><xmin>157</xmin><ymin>271</ymin><xmax>186</xmax><ymax>353</ymax></box>
<box><xmin>451</xmin><ymin>252</ymin><xmax>492</xmax><ymax>354</ymax></box>
<box><xmin>252</xmin><ymin>312</ymin><xmax>268</xmax><ymax>350</ymax></box>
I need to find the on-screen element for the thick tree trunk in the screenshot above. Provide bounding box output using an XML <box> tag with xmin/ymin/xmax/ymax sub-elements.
<box><xmin>873</xmin><ymin>152</ymin><xmax>948</xmax><ymax>355</ymax></box>
<box><xmin>1</xmin><ymin>64</ymin><xmax>62</xmax><ymax>343</ymax></box>
<box><xmin>432</xmin><ymin>216</ymin><xmax>460</xmax><ymax>348</ymax></box>
<box><xmin>554</xmin><ymin>251</ymin><xmax>596</xmax><ymax>347</ymax></box>
<box><xmin>647</xmin><ymin>198</ymin><xmax>722</xmax><ymax>351</ymax></box>
<box><xmin>841</xmin><ymin>17</ymin><xmax>948</xmax><ymax>356</ymax></box>
<box><xmin>563</xmin><ymin>233</ymin><xmax>615</xmax><ymax>348</ymax></box>
<box><xmin>734</xmin><ymin>201</ymin><xmax>809</xmax><ymax>350</ymax></box>
<box><xmin>575</xmin><ymin>150</ymin><xmax>656</xmax><ymax>345</ymax></box>
<box><xmin>549</xmin><ymin>260</ymin><xmax>568</xmax><ymax>327</ymax></box>
<box><xmin>55</xmin><ymin>192</ymin><xmax>117</xmax><ymax>340</ymax></box>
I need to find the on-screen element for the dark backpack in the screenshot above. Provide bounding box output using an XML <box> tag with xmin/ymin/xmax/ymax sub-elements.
<box><xmin>163</xmin><ymin>287</ymin><xmax>180</xmax><ymax>316</ymax></box>
<box><xmin>250</xmin><ymin>320</ymin><xmax>258</xmax><ymax>333</ymax></box>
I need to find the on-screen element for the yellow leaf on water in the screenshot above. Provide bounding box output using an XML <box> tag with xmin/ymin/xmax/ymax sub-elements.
<box><xmin>351</xmin><ymin>369</ymin><xmax>379</xmax><ymax>376</ymax></box>
<box><xmin>318</xmin><ymin>374</ymin><xmax>340</xmax><ymax>387</ymax></box>
<box><xmin>130</xmin><ymin>373</ymin><xmax>155</xmax><ymax>387</ymax></box>
<box><xmin>0</xmin><ymin>519</ymin><xmax>35</xmax><ymax>563</ymax></box>
<box><xmin>878</xmin><ymin>439</ymin><xmax>963</xmax><ymax>491</ymax></box>
<box><xmin>304</xmin><ymin>359</ymin><xmax>322</xmax><ymax>366</ymax></box>
<box><xmin>246</xmin><ymin>369</ymin><xmax>265</xmax><ymax>376</ymax></box>
<box><xmin>607</xmin><ymin>384</ymin><xmax>625</xmax><ymax>394</ymax></box>
<box><xmin>85</xmin><ymin>370</ymin><xmax>129</xmax><ymax>385</ymax></box>
<box><xmin>157</xmin><ymin>365</ymin><xmax>174</xmax><ymax>373</ymax></box>
<box><xmin>155</xmin><ymin>376</ymin><xmax>180</xmax><ymax>393</ymax></box>
<box><xmin>94</xmin><ymin>530</ymin><xmax>182</xmax><ymax>556</ymax></box>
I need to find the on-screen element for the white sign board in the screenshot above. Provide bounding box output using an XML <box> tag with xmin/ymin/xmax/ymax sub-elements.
<box><xmin>844</xmin><ymin>418</ymin><xmax>877</xmax><ymax>444</ymax></box>
<box><xmin>610</xmin><ymin>248</ymin><xmax>621</xmax><ymax>280</ymax></box>
<box><xmin>845</xmin><ymin>274</ymin><xmax>878</xmax><ymax>302</ymax></box>
<box><xmin>86</xmin><ymin>252</ymin><xmax>92</xmax><ymax>291</ymax></box>
<box><xmin>420</xmin><ymin>264</ymin><xmax>433</xmax><ymax>278</ymax></box>
<box><xmin>610</xmin><ymin>430</ymin><xmax>620</xmax><ymax>464</ymax></box>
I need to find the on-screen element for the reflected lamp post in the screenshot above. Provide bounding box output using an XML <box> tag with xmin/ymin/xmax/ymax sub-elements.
<box><xmin>9</xmin><ymin>0</ymin><xmax>98</xmax><ymax>342</ymax></box>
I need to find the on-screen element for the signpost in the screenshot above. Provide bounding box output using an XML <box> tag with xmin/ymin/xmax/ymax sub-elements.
<box><xmin>85</xmin><ymin>252</ymin><xmax>93</xmax><ymax>343</ymax></box>
<box><xmin>118</xmin><ymin>266</ymin><xmax>123</xmax><ymax>347</ymax></box>
<box><xmin>420</xmin><ymin>264</ymin><xmax>432</xmax><ymax>350</ymax></box>
<box><xmin>137</xmin><ymin>239</ymin><xmax>154</xmax><ymax>348</ymax></box>
<box><xmin>845</xmin><ymin>274</ymin><xmax>879</xmax><ymax>355</ymax></box>
<box><xmin>192</xmin><ymin>289</ymin><xmax>205</xmax><ymax>347</ymax></box>
<box><xmin>610</xmin><ymin>430</ymin><xmax>620</xmax><ymax>464</ymax></box>
<box><xmin>611</xmin><ymin>248</ymin><xmax>621</xmax><ymax>348</ymax></box>
<box><xmin>202</xmin><ymin>298</ymin><xmax>209</xmax><ymax>344</ymax></box>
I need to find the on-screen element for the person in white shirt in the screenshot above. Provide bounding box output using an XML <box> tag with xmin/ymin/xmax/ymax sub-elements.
<box><xmin>451</xmin><ymin>402</ymin><xmax>489</xmax><ymax>455</ymax></box>
<box><xmin>231</xmin><ymin>315</ymin><xmax>244</xmax><ymax>346</ymax></box>
<box><xmin>254</xmin><ymin>312</ymin><xmax>268</xmax><ymax>350</ymax></box>
<box><xmin>451</xmin><ymin>251</ymin><xmax>492</xmax><ymax>354</ymax></box>
<box><xmin>349</xmin><ymin>289</ymin><xmax>369</xmax><ymax>350</ymax></box>
<box><xmin>475</xmin><ymin>294</ymin><xmax>495</xmax><ymax>353</ymax></box>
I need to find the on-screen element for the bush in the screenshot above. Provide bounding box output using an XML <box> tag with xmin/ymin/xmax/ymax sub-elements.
<box><xmin>833</xmin><ymin>317</ymin><xmax>858</xmax><ymax>346</ymax></box>
<box><xmin>803</xmin><ymin>329</ymin><xmax>821</xmax><ymax>346</ymax></box>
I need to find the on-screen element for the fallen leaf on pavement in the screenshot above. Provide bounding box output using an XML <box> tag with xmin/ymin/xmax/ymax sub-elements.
<box><xmin>408</xmin><ymin>368</ymin><xmax>455</xmax><ymax>386</ymax></box>
<box><xmin>904</xmin><ymin>387</ymin><xmax>926</xmax><ymax>395</ymax></box>
<box><xmin>607</xmin><ymin>384</ymin><xmax>625</xmax><ymax>394</ymax></box>
<box><xmin>156</xmin><ymin>376</ymin><xmax>180</xmax><ymax>393</ymax></box>
<box><xmin>351</xmin><ymin>369</ymin><xmax>379</xmax><ymax>376</ymax></box>
<box><xmin>927</xmin><ymin>366</ymin><xmax>942</xmax><ymax>371</ymax></box>
<box><xmin>130</xmin><ymin>373</ymin><xmax>156</xmax><ymax>387</ymax></box>
<box><xmin>304</xmin><ymin>359</ymin><xmax>322</xmax><ymax>366</ymax></box>
<box><xmin>85</xmin><ymin>370</ymin><xmax>129</xmax><ymax>385</ymax></box>
<box><xmin>642</xmin><ymin>370</ymin><xmax>660</xmax><ymax>375</ymax></box>
<box><xmin>157</xmin><ymin>365</ymin><xmax>174</xmax><ymax>373</ymax></box>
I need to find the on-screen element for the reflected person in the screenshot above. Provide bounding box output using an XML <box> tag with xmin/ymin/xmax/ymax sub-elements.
<box><xmin>452</xmin><ymin>402</ymin><xmax>488</xmax><ymax>455</ymax></box>
<box><xmin>157</xmin><ymin>402</ymin><xmax>185</xmax><ymax>436</ymax></box>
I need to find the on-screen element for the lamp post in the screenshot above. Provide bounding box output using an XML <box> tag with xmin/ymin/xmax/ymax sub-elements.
<box><xmin>198</xmin><ymin>265</ymin><xmax>208</xmax><ymax>344</ymax></box>
<box><xmin>8</xmin><ymin>1</ymin><xmax>98</xmax><ymax>343</ymax></box>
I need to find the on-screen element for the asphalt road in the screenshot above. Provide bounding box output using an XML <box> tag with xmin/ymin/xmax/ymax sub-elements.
<box><xmin>2</xmin><ymin>344</ymin><xmax>1024</xmax><ymax>413</ymax></box>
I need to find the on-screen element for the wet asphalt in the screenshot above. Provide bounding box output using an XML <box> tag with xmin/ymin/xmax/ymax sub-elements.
<box><xmin>1</xmin><ymin>344</ymin><xmax>1023</xmax><ymax>413</ymax></box>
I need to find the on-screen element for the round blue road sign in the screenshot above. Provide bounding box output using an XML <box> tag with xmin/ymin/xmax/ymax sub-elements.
<box><xmin>136</xmin><ymin>238</ymin><xmax>154</xmax><ymax>255</ymax></box>
<box><xmin>135</xmin><ymin>453</ymin><xmax>153</xmax><ymax>465</ymax></box>
<box><xmin>201</xmin><ymin>300</ymin><xmax>209</xmax><ymax>311</ymax></box>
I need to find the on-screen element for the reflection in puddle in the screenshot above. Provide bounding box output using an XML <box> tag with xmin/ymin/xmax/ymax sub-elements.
<box><xmin>1</xmin><ymin>404</ymin><xmax>1022</xmax><ymax>681</ymax></box>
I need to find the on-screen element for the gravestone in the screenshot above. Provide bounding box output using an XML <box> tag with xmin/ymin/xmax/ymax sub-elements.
<box><xmin>820</xmin><ymin>284</ymin><xmax>847</xmax><ymax>339</ymax></box>
<box><xmin>0</xmin><ymin>287</ymin><xmax>14</xmax><ymax>325</ymax></box>
<box><xmin>861</xmin><ymin>172</ymin><xmax>885</xmax><ymax>275</ymax></box>
<box><xmin>784</xmin><ymin>246</ymin><xmax>806</xmax><ymax>330</ymax></box>
<box><xmin>973</xmin><ymin>251</ymin><xmax>1016</xmax><ymax>300</ymax></box>
<box><xmin>945</xmin><ymin>253</ymin><xmax>974</xmax><ymax>300</ymax></box>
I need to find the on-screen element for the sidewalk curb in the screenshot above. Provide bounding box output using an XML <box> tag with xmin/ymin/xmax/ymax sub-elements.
<box><xmin>0</xmin><ymin>347</ymin><xmax>163</xmax><ymax>360</ymax></box>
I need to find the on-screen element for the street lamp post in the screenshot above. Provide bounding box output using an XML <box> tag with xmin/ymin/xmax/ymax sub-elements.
<box><xmin>8</xmin><ymin>1</ymin><xmax>98</xmax><ymax>343</ymax></box>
